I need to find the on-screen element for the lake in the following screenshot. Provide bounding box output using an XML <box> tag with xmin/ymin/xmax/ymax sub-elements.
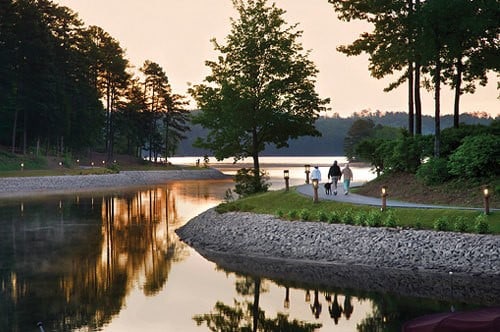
<box><xmin>0</xmin><ymin>157</ymin><xmax>494</xmax><ymax>331</ymax></box>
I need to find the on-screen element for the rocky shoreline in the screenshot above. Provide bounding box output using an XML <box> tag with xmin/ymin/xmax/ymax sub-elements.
<box><xmin>0</xmin><ymin>169</ymin><xmax>229</xmax><ymax>199</ymax></box>
<box><xmin>176</xmin><ymin>209</ymin><xmax>500</xmax><ymax>305</ymax></box>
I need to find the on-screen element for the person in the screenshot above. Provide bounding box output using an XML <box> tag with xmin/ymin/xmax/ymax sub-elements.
<box><xmin>341</xmin><ymin>163</ymin><xmax>353</xmax><ymax>195</ymax></box>
<box><xmin>310</xmin><ymin>165</ymin><xmax>321</xmax><ymax>182</ymax></box>
<box><xmin>327</xmin><ymin>160</ymin><xmax>342</xmax><ymax>195</ymax></box>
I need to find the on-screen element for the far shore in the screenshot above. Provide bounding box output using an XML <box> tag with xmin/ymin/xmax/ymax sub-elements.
<box><xmin>0</xmin><ymin>168</ymin><xmax>230</xmax><ymax>199</ymax></box>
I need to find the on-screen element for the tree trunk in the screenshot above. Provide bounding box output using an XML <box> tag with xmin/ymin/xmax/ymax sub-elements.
<box><xmin>252</xmin><ymin>278</ymin><xmax>261</xmax><ymax>332</ymax></box>
<box><xmin>434</xmin><ymin>59</ymin><xmax>441</xmax><ymax>158</ymax></box>
<box><xmin>453</xmin><ymin>59</ymin><xmax>463</xmax><ymax>128</ymax></box>
<box><xmin>414</xmin><ymin>0</ymin><xmax>422</xmax><ymax>135</ymax></box>
<box><xmin>11</xmin><ymin>107</ymin><xmax>18</xmax><ymax>153</ymax></box>
<box><xmin>252</xmin><ymin>129</ymin><xmax>261</xmax><ymax>190</ymax></box>
<box><xmin>408</xmin><ymin>61</ymin><xmax>414</xmax><ymax>135</ymax></box>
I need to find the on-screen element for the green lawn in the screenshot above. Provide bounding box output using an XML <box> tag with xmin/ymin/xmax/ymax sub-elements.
<box><xmin>217</xmin><ymin>188</ymin><xmax>500</xmax><ymax>235</ymax></box>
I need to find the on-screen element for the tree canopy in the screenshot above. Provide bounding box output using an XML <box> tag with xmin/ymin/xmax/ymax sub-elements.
<box><xmin>189</xmin><ymin>0</ymin><xmax>328</xmax><ymax>191</ymax></box>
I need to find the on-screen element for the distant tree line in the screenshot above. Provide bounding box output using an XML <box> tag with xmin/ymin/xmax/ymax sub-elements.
<box><xmin>177</xmin><ymin>110</ymin><xmax>497</xmax><ymax>157</ymax></box>
<box><xmin>0</xmin><ymin>0</ymin><xmax>189</xmax><ymax>161</ymax></box>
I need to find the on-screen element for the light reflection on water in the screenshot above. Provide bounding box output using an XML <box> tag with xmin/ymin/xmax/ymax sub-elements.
<box><xmin>0</xmin><ymin>159</ymin><xmax>485</xmax><ymax>331</ymax></box>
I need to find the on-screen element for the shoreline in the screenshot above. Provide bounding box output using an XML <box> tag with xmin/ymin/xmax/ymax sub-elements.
<box><xmin>176</xmin><ymin>209</ymin><xmax>500</xmax><ymax>305</ymax></box>
<box><xmin>0</xmin><ymin>169</ymin><xmax>230</xmax><ymax>199</ymax></box>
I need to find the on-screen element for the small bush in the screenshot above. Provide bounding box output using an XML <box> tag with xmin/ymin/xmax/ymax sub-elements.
<box><xmin>474</xmin><ymin>214</ymin><xmax>490</xmax><ymax>234</ymax></box>
<box><xmin>276</xmin><ymin>209</ymin><xmax>285</xmax><ymax>218</ymax></box>
<box><xmin>383</xmin><ymin>210</ymin><xmax>398</xmax><ymax>228</ymax></box>
<box><xmin>288</xmin><ymin>210</ymin><xmax>299</xmax><ymax>220</ymax></box>
<box><xmin>453</xmin><ymin>216</ymin><xmax>469</xmax><ymax>233</ymax></box>
<box><xmin>434</xmin><ymin>216</ymin><xmax>450</xmax><ymax>231</ymax></box>
<box><xmin>328</xmin><ymin>211</ymin><xmax>342</xmax><ymax>224</ymax></box>
<box><xmin>317</xmin><ymin>210</ymin><xmax>329</xmax><ymax>222</ymax></box>
<box><xmin>366</xmin><ymin>210</ymin><xmax>383</xmax><ymax>227</ymax></box>
<box><xmin>416</xmin><ymin>157</ymin><xmax>450</xmax><ymax>185</ymax></box>
<box><xmin>354</xmin><ymin>211</ymin><xmax>367</xmax><ymax>226</ymax></box>
<box><xmin>299</xmin><ymin>209</ymin><xmax>311</xmax><ymax>221</ymax></box>
<box><xmin>342</xmin><ymin>209</ymin><xmax>355</xmax><ymax>225</ymax></box>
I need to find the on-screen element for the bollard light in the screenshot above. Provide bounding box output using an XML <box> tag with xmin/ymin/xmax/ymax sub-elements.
<box><xmin>305</xmin><ymin>290</ymin><xmax>311</xmax><ymax>303</ymax></box>
<box><xmin>20</xmin><ymin>163</ymin><xmax>24</xmax><ymax>171</ymax></box>
<box><xmin>102</xmin><ymin>160</ymin><xmax>106</xmax><ymax>166</ymax></box>
<box><xmin>483</xmin><ymin>185</ymin><xmax>490</xmax><ymax>215</ymax></box>
<box><xmin>381</xmin><ymin>185</ymin><xmax>388</xmax><ymax>211</ymax></box>
<box><xmin>312</xmin><ymin>178</ymin><xmax>319</xmax><ymax>203</ymax></box>
<box><xmin>91</xmin><ymin>161</ymin><xmax>94</xmax><ymax>167</ymax></box>
<box><xmin>304</xmin><ymin>164</ymin><xmax>311</xmax><ymax>184</ymax></box>
<box><xmin>283</xmin><ymin>170</ymin><xmax>290</xmax><ymax>191</ymax></box>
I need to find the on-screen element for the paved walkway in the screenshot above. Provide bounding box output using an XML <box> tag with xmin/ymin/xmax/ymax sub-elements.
<box><xmin>295</xmin><ymin>183</ymin><xmax>495</xmax><ymax>211</ymax></box>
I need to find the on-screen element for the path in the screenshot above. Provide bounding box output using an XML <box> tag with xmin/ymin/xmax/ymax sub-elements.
<box><xmin>295</xmin><ymin>182</ymin><xmax>494</xmax><ymax>211</ymax></box>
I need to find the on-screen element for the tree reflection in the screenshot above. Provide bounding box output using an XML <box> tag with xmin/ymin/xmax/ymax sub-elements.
<box><xmin>194</xmin><ymin>276</ymin><xmax>322</xmax><ymax>331</ymax></box>
<box><xmin>0</xmin><ymin>186</ymin><xmax>189</xmax><ymax>331</ymax></box>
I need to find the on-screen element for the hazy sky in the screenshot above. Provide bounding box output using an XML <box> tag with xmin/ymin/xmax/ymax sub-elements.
<box><xmin>55</xmin><ymin>0</ymin><xmax>498</xmax><ymax>117</ymax></box>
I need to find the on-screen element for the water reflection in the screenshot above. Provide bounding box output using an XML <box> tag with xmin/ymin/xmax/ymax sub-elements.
<box><xmin>1</xmin><ymin>177</ymin><xmax>497</xmax><ymax>331</ymax></box>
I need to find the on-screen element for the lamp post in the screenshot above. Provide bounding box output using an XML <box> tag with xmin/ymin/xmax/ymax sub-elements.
<box><xmin>304</xmin><ymin>164</ymin><xmax>310</xmax><ymax>184</ymax></box>
<box><xmin>381</xmin><ymin>186</ymin><xmax>388</xmax><ymax>211</ymax></box>
<box><xmin>312</xmin><ymin>178</ymin><xmax>319</xmax><ymax>203</ymax></box>
<box><xmin>283</xmin><ymin>170</ymin><xmax>290</xmax><ymax>191</ymax></box>
<box><xmin>483</xmin><ymin>185</ymin><xmax>490</xmax><ymax>215</ymax></box>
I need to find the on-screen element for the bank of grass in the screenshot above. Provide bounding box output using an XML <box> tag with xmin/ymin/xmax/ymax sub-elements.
<box><xmin>0</xmin><ymin>149</ymin><xmax>191</xmax><ymax>177</ymax></box>
<box><xmin>217</xmin><ymin>188</ymin><xmax>500</xmax><ymax>235</ymax></box>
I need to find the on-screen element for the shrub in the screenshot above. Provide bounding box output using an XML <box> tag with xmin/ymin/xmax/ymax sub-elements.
<box><xmin>328</xmin><ymin>211</ymin><xmax>342</xmax><ymax>224</ymax></box>
<box><xmin>433</xmin><ymin>216</ymin><xmax>450</xmax><ymax>231</ymax></box>
<box><xmin>448</xmin><ymin>134</ymin><xmax>500</xmax><ymax>178</ymax></box>
<box><xmin>234</xmin><ymin>168</ymin><xmax>270</xmax><ymax>197</ymax></box>
<box><xmin>299</xmin><ymin>209</ymin><xmax>311</xmax><ymax>221</ymax></box>
<box><xmin>366</xmin><ymin>210</ymin><xmax>383</xmax><ymax>227</ymax></box>
<box><xmin>453</xmin><ymin>216</ymin><xmax>469</xmax><ymax>233</ymax></box>
<box><xmin>288</xmin><ymin>210</ymin><xmax>299</xmax><ymax>220</ymax></box>
<box><xmin>474</xmin><ymin>214</ymin><xmax>490</xmax><ymax>234</ymax></box>
<box><xmin>342</xmin><ymin>209</ymin><xmax>355</xmax><ymax>225</ymax></box>
<box><xmin>416</xmin><ymin>157</ymin><xmax>451</xmax><ymax>185</ymax></box>
<box><xmin>354</xmin><ymin>211</ymin><xmax>367</xmax><ymax>226</ymax></box>
<box><xmin>276</xmin><ymin>209</ymin><xmax>285</xmax><ymax>218</ymax></box>
<box><xmin>383</xmin><ymin>210</ymin><xmax>398</xmax><ymax>228</ymax></box>
<box><xmin>317</xmin><ymin>210</ymin><xmax>329</xmax><ymax>222</ymax></box>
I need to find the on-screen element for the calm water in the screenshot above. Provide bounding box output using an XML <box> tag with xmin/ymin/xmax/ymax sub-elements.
<box><xmin>0</xmin><ymin>157</ymin><xmax>494</xmax><ymax>331</ymax></box>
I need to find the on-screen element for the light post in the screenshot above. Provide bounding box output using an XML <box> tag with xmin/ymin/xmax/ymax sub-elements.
<box><xmin>283</xmin><ymin>170</ymin><xmax>290</xmax><ymax>191</ymax></box>
<box><xmin>90</xmin><ymin>161</ymin><xmax>94</xmax><ymax>168</ymax></box>
<box><xmin>312</xmin><ymin>178</ymin><xmax>319</xmax><ymax>203</ymax></box>
<box><xmin>304</xmin><ymin>164</ymin><xmax>310</xmax><ymax>184</ymax></box>
<box><xmin>305</xmin><ymin>290</ymin><xmax>311</xmax><ymax>303</ymax></box>
<box><xmin>381</xmin><ymin>186</ymin><xmax>388</xmax><ymax>211</ymax></box>
<box><xmin>58</xmin><ymin>161</ymin><xmax>63</xmax><ymax>168</ymax></box>
<box><xmin>20</xmin><ymin>163</ymin><xmax>24</xmax><ymax>171</ymax></box>
<box><xmin>483</xmin><ymin>185</ymin><xmax>490</xmax><ymax>215</ymax></box>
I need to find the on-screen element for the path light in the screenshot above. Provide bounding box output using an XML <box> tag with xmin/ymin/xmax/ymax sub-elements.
<box><xmin>76</xmin><ymin>159</ymin><xmax>80</xmax><ymax>166</ymax></box>
<box><xmin>283</xmin><ymin>170</ymin><xmax>290</xmax><ymax>191</ymax></box>
<box><xmin>381</xmin><ymin>185</ymin><xmax>388</xmax><ymax>211</ymax></box>
<box><xmin>284</xmin><ymin>287</ymin><xmax>290</xmax><ymax>309</ymax></box>
<box><xmin>305</xmin><ymin>290</ymin><xmax>311</xmax><ymax>303</ymax></box>
<box><xmin>90</xmin><ymin>161</ymin><xmax>94</xmax><ymax>167</ymax></box>
<box><xmin>58</xmin><ymin>161</ymin><xmax>63</xmax><ymax>167</ymax></box>
<box><xmin>304</xmin><ymin>164</ymin><xmax>310</xmax><ymax>184</ymax></box>
<box><xmin>312</xmin><ymin>178</ymin><xmax>319</xmax><ymax>203</ymax></box>
<box><xmin>483</xmin><ymin>185</ymin><xmax>490</xmax><ymax>215</ymax></box>
<box><xmin>102</xmin><ymin>160</ymin><xmax>106</xmax><ymax>166</ymax></box>
<box><xmin>20</xmin><ymin>163</ymin><xmax>24</xmax><ymax>171</ymax></box>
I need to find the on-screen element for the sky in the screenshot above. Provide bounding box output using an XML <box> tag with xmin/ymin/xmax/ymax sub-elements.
<box><xmin>55</xmin><ymin>0</ymin><xmax>499</xmax><ymax>117</ymax></box>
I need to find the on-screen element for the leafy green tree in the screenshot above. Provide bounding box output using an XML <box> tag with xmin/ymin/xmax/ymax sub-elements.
<box><xmin>344</xmin><ymin>118</ymin><xmax>375</xmax><ymax>161</ymax></box>
<box><xmin>448</xmin><ymin>134</ymin><xmax>500</xmax><ymax>178</ymax></box>
<box><xmin>190</xmin><ymin>0</ymin><xmax>328</xmax><ymax>193</ymax></box>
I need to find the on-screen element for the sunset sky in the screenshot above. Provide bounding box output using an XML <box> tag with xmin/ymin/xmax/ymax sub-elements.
<box><xmin>55</xmin><ymin>0</ymin><xmax>498</xmax><ymax>117</ymax></box>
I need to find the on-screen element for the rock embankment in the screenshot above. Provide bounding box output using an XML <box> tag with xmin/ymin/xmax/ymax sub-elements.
<box><xmin>177</xmin><ymin>209</ymin><xmax>500</xmax><ymax>276</ymax></box>
<box><xmin>0</xmin><ymin>169</ymin><xmax>228</xmax><ymax>198</ymax></box>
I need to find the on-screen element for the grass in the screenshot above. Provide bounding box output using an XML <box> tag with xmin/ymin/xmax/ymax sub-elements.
<box><xmin>217</xmin><ymin>188</ymin><xmax>500</xmax><ymax>235</ymax></box>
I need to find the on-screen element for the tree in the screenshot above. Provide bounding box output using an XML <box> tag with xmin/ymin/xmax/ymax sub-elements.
<box><xmin>141</xmin><ymin>60</ymin><xmax>190</xmax><ymax>162</ymax></box>
<box><xmin>344</xmin><ymin>118</ymin><xmax>375</xmax><ymax>161</ymax></box>
<box><xmin>190</xmin><ymin>0</ymin><xmax>328</xmax><ymax>192</ymax></box>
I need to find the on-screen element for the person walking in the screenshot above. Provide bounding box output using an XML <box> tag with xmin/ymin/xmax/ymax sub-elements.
<box><xmin>341</xmin><ymin>163</ymin><xmax>353</xmax><ymax>195</ymax></box>
<box><xmin>310</xmin><ymin>165</ymin><xmax>322</xmax><ymax>182</ymax></box>
<box><xmin>327</xmin><ymin>160</ymin><xmax>342</xmax><ymax>195</ymax></box>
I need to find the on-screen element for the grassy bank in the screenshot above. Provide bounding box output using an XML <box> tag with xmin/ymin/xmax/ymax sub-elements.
<box><xmin>217</xmin><ymin>189</ymin><xmax>500</xmax><ymax>235</ymax></box>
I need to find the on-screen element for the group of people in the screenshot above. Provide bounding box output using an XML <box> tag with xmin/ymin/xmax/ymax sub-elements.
<box><xmin>310</xmin><ymin>161</ymin><xmax>353</xmax><ymax>195</ymax></box>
